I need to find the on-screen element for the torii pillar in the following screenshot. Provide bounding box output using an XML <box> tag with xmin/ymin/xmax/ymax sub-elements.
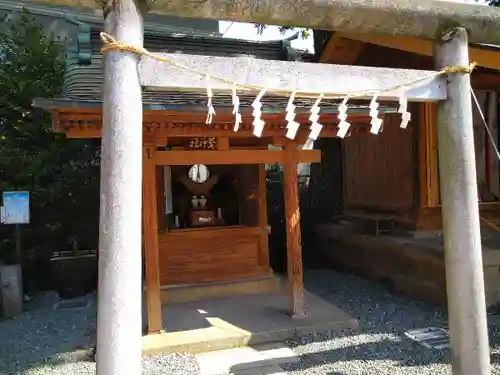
<box><xmin>435</xmin><ymin>27</ymin><xmax>491</xmax><ymax>375</ymax></box>
<box><xmin>96</xmin><ymin>1</ymin><xmax>144</xmax><ymax>374</ymax></box>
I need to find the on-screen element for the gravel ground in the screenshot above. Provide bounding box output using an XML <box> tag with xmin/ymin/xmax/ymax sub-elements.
<box><xmin>2</xmin><ymin>269</ymin><xmax>500</xmax><ymax>374</ymax></box>
<box><xmin>0</xmin><ymin>292</ymin><xmax>199</xmax><ymax>375</ymax></box>
<box><xmin>281</xmin><ymin>270</ymin><xmax>500</xmax><ymax>375</ymax></box>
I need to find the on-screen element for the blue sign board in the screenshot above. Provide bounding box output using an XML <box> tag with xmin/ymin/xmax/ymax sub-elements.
<box><xmin>1</xmin><ymin>191</ymin><xmax>30</xmax><ymax>225</ymax></box>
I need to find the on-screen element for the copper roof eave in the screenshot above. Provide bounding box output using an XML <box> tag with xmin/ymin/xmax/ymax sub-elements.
<box><xmin>33</xmin><ymin>97</ymin><xmax>216</xmax><ymax>112</ymax></box>
<box><xmin>32</xmin><ymin>97</ymin><xmax>398</xmax><ymax>115</ymax></box>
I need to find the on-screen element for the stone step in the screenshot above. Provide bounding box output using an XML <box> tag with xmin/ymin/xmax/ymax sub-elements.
<box><xmin>160</xmin><ymin>275</ymin><xmax>281</xmax><ymax>304</ymax></box>
<box><xmin>343</xmin><ymin>212</ymin><xmax>395</xmax><ymax>236</ymax></box>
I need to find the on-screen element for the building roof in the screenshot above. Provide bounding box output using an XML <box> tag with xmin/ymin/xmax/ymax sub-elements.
<box><xmin>3</xmin><ymin>0</ymin><xmax>323</xmax><ymax>113</ymax></box>
<box><xmin>21</xmin><ymin>1</ymin><xmax>391</xmax><ymax>115</ymax></box>
<box><xmin>33</xmin><ymin>25</ymin><xmax>394</xmax><ymax>115</ymax></box>
<box><xmin>0</xmin><ymin>0</ymin><xmax>220</xmax><ymax>39</ymax></box>
<box><xmin>33</xmin><ymin>21</ymin><xmax>320</xmax><ymax>113</ymax></box>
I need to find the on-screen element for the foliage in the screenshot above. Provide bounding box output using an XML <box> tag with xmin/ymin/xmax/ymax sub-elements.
<box><xmin>489</xmin><ymin>0</ymin><xmax>500</xmax><ymax>5</ymax></box>
<box><xmin>254</xmin><ymin>24</ymin><xmax>311</xmax><ymax>39</ymax></box>
<box><xmin>0</xmin><ymin>11</ymin><xmax>100</xmax><ymax>291</ymax></box>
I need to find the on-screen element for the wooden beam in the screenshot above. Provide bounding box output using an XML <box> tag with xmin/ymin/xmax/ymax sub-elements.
<box><xmin>154</xmin><ymin>149</ymin><xmax>321</xmax><ymax>166</ymax></box>
<box><xmin>487</xmin><ymin>92</ymin><xmax>499</xmax><ymax>198</ymax></box>
<box><xmin>471</xmin><ymin>73</ymin><xmax>500</xmax><ymax>91</ymax></box>
<box><xmin>258</xmin><ymin>164</ymin><xmax>270</xmax><ymax>265</ymax></box>
<box><xmin>258</xmin><ymin>164</ymin><xmax>268</xmax><ymax>229</ymax></box>
<box><xmin>27</xmin><ymin>0</ymin><xmax>500</xmax><ymax>45</ymax></box>
<box><xmin>283</xmin><ymin>142</ymin><xmax>305</xmax><ymax>317</ymax></box>
<box><xmin>338</xmin><ymin>33</ymin><xmax>500</xmax><ymax>71</ymax></box>
<box><xmin>54</xmin><ymin>111</ymin><xmax>374</xmax><ymax>139</ymax></box>
<box><xmin>426</xmin><ymin>103</ymin><xmax>440</xmax><ymax>208</ymax></box>
<box><xmin>63</xmin><ymin>124</ymin><xmax>350</xmax><ymax>139</ymax></box>
<box><xmin>65</xmin><ymin>127</ymin><xmax>101</xmax><ymax>138</ymax></box>
<box><xmin>418</xmin><ymin>105</ymin><xmax>428</xmax><ymax>208</ymax></box>
<box><xmin>319</xmin><ymin>33</ymin><xmax>366</xmax><ymax>64</ymax></box>
<box><xmin>155</xmin><ymin>136</ymin><xmax>168</xmax><ymax>147</ymax></box>
<box><xmin>56</xmin><ymin>109</ymin><xmax>372</xmax><ymax>122</ymax></box>
<box><xmin>217</xmin><ymin>137</ymin><xmax>230</xmax><ymax>150</ymax></box>
<box><xmin>156</xmin><ymin>165</ymin><xmax>167</xmax><ymax>231</ymax></box>
<box><xmin>338</xmin><ymin>33</ymin><xmax>432</xmax><ymax>58</ymax></box>
<box><xmin>142</xmin><ymin>144</ymin><xmax>163</xmax><ymax>334</ymax></box>
<box><xmin>418</xmin><ymin>103</ymin><xmax>439</xmax><ymax>208</ymax></box>
<box><xmin>140</xmin><ymin>54</ymin><xmax>447</xmax><ymax>102</ymax></box>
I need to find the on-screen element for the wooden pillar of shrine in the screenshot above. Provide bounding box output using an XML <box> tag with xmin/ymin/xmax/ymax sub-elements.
<box><xmin>283</xmin><ymin>142</ymin><xmax>305</xmax><ymax>317</ymax></box>
<box><xmin>418</xmin><ymin>103</ymin><xmax>440</xmax><ymax>208</ymax></box>
<box><xmin>142</xmin><ymin>143</ymin><xmax>163</xmax><ymax>334</ymax></box>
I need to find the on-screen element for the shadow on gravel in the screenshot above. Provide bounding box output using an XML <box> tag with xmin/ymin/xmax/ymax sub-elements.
<box><xmin>5</xmin><ymin>269</ymin><xmax>500</xmax><ymax>375</ymax></box>
<box><xmin>228</xmin><ymin>269</ymin><xmax>500</xmax><ymax>375</ymax></box>
<box><xmin>0</xmin><ymin>293</ymin><xmax>96</xmax><ymax>374</ymax></box>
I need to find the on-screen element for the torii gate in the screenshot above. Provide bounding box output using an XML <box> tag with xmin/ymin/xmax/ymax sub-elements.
<box><xmin>27</xmin><ymin>1</ymin><xmax>500</xmax><ymax>375</ymax></box>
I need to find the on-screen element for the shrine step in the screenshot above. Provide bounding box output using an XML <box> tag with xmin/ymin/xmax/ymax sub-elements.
<box><xmin>343</xmin><ymin>211</ymin><xmax>395</xmax><ymax>237</ymax></box>
<box><xmin>160</xmin><ymin>275</ymin><xmax>281</xmax><ymax>304</ymax></box>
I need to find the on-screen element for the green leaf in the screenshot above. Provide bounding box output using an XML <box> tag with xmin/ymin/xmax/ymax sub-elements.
<box><xmin>0</xmin><ymin>10</ymin><xmax>100</xmax><ymax>267</ymax></box>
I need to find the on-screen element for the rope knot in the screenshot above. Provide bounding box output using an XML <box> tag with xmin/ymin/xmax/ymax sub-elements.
<box><xmin>99</xmin><ymin>32</ymin><xmax>146</xmax><ymax>56</ymax></box>
<box><xmin>443</xmin><ymin>61</ymin><xmax>477</xmax><ymax>74</ymax></box>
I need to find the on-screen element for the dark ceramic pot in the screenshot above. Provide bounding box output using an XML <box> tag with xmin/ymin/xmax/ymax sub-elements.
<box><xmin>50</xmin><ymin>250</ymin><xmax>97</xmax><ymax>299</ymax></box>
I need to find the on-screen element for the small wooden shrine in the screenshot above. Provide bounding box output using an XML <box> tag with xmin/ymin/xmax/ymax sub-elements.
<box><xmin>45</xmin><ymin>108</ymin><xmax>376</xmax><ymax>333</ymax></box>
<box><xmin>35</xmin><ymin>24</ymin><xmax>380</xmax><ymax>333</ymax></box>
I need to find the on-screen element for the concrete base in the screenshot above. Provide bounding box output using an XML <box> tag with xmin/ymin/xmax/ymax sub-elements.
<box><xmin>160</xmin><ymin>275</ymin><xmax>281</xmax><ymax>304</ymax></box>
<box><xmin>142</xmin><ymin>289</ymin><xmax>358</xmax><ymax>355</ymax></box>
<box><xmin>316</xmin><ymin>222</ymin><xmax>500</xmax><ymax>308</ymax></box>
<box><xmin>0</xmin><ymin>264</ymin><xmax>23</xmax><ymax>318</ymax></box>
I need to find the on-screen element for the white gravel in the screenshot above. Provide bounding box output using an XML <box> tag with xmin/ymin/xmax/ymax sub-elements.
<box><xmin>281</xmin><ymin>270</ymin><xmax>500</xmax><ymax>375</ymax></box>
<box><xmin>0</xmin><ymin>292</ymin><xmax>200</xmax><ymax>375</ymax></box>
<box><xmin>16</xmin><ymin>353</ymin><xmax>200</xmax><ymax>375</ymax></box>
<box><xmin>2</xmin><ymin>270</ymin><xmax>500</xmax><ymax>374</ymax></box>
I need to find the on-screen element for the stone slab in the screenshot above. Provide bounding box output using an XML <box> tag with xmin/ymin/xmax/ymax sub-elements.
<box><xmin>231</xmin><ymin>365</ymin><xmax>286</xmax><ymax>375</ymax></box>
<box><xmin>196</xmin><ymin>347</ymin><xmax>263</xmax><ymax>375</ymax></box>
<box><xmin>160</xmin><ymin>276</ymin><xmax>281</xmax><ymax>304</ymax></box>
<box><xmin>142</xmin><ymin>287</ymin><xmax>357</xmax><ymax>355</ymax></box>
<box><xmin>196</xmin><ymin>343</ymin><xmax>298</xmax><ymax>375</ymax></box>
